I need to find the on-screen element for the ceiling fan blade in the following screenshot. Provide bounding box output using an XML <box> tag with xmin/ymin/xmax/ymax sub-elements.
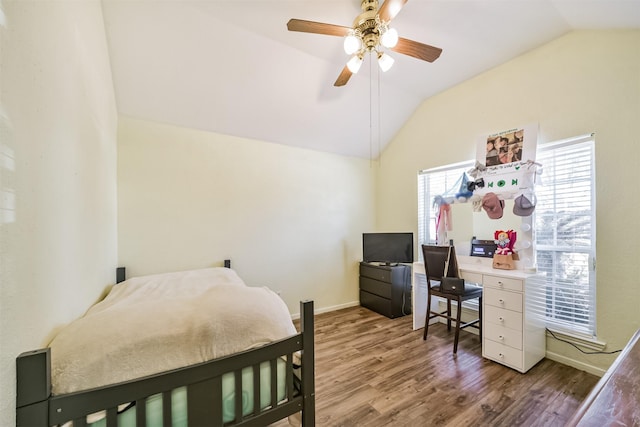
<box><xmin>334</xmin><ymin>65</ymin><xmax>353</xmax><ymax>87</ymax></box>
<box><xmin>378</xmin><ymin>0</ymin><xmax>408</xmax><ymax>23</ymax></box>
<box><xmin>391</xmin><ymin>37</ymin><xmax>442</xmax><ymax>62</ymax></box>
<box><xmin>287</xmin><ymin>19</ymin><xmax>351</xmax><ymax>37</ymax></box>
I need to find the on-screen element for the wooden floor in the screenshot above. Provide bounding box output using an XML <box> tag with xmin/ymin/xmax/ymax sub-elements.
<box><xmin>275</xmin><ymin>305</ymin><xmax>599</xmax><ymax>427</ymax></box>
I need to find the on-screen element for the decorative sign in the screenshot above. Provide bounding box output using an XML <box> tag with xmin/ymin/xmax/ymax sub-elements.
<box><xmin>473</xmin><ymin>124</ymin><xmax>539</xmax><ymax>197</ymax></box>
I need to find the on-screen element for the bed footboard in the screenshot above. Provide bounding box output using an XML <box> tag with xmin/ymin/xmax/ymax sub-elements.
<box><xmin>17</xmin><ymin>300</ymin><xmax>315</xmax><ymax>427</ymax></box>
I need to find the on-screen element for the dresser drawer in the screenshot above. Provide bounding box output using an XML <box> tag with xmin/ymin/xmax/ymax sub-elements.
<box><xmin>360</xmin><ymin>264</ymin><xmax>392</xmax><ymax>282</ymax></box>
<box><xmin>484</xmin><ymin>323</ymin><xmax>523</xmax><ymax>350</ymax></box>
<box><xmin>360</xmin><ymin>290</ymin><xmax>394</xmax><ymax>318</ymax></box>
<box><xmin>359</xmin><ymin>276</ymin><xmax>391</xmax><ymax>299</ymax></box>
<box><xmin>484</xmin><ymin>340</ymin><xmax>524</xmax><ymax>371</ymax></box>
<box><xmin>484</xmin><ymin>287</ymin><xmax>523</xmax><ymax>312</ymax></box>
<box><xmin>484</xmin><ymin>305</ymin><xmax>523</xmax><ymax>331</ymax></box>
<box><xmin>483</xmin><ymin>275</ymin><xmax>523</xmax><ymax>292</ymax></box>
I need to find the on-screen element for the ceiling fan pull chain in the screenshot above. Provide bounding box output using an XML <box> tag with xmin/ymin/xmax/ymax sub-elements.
<box><xmin>370</xmin><ymin>55</ymin><xmax>374</xmax><ymax>166</ymax></box>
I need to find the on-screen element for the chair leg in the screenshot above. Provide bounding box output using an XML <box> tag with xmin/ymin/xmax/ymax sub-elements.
<box><xmin>478</xmin><ymin>296</ymin><xmax>482</xmax><ymax>341</ymax></box>
<box><xmin>446</xmin><ymin>299</ymin><xmax>452</xmax><ymax>331</ymax></box>
<box><xmin>453</xmin><ymin>297</ymin><xmax>462</xmax><ymax>354</ymax></box>
<box><xmin>423</xmin><ymin>292</ymin><xmax>432</xmax><ymax>340</ymax></box>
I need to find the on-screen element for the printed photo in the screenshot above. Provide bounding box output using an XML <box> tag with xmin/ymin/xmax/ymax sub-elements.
<box><xmin>486</xmin><ymin>129</ymin><xmax>524</xmax><ymax>166</ymax></box>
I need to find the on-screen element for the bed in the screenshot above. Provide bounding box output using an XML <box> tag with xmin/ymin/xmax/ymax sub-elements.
<box><xmin>16</xmin><ymin>265</ymin><xmax>315</xmax><ymax>427</ymax></box>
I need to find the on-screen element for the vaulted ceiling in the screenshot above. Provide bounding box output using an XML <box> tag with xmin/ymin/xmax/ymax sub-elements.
<box><xmin>101</xmin><ymin>0</ymin><xmax>640</xmax><ymax>158</ymax></box>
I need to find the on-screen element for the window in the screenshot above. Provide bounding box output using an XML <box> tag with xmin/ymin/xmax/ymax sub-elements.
<box><xmin>534</xmin><ymin>135</ymin><xmax>596</xmax><ymax>337</ymax></box>
<box><xmin>417</xmin><ymin>161</ymin><xmax>472</xmax><ymax>254</ymax></box>
<box><xmin>417</xmin><ymin>134</ymin><xmax>596</xmax><ymax>337</ymax></box>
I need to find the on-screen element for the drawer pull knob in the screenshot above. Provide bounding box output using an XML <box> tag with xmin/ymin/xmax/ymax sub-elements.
<box><xmin>498</xmin><ymin>335</ymin><xmax>504</xmax><ymax>340</ymax></box>
<box><xmin>498</xmin><ymin>316</ymin><xmax>504</xmax><ymax>322</ymax></box>
<box><xmin>498</xmin><ymin>281</ymin><xmax>504</xmax><ymax>287</ymax></box>
<box><xmin>498</xmin><ymin>353</ymin><xmax>504</xmax><ymax>359</ymax></box>
<box><xmin>498</xmin><ymin>299</ymin><xmax>505</xmax><ymax>304</ymax></box>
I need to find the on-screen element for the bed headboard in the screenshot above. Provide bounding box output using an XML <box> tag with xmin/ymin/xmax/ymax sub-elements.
<box><xmin>116</xmin><ymin>267</ymin><xmax>126</xmax><ymax>284</ymax></box>
<box><xmin>116</xmin><ymin>260</ymin><xmax>232</xmax><ymax>284</ymax></box>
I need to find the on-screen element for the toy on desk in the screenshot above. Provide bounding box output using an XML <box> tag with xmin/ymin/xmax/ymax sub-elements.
<box><xmin>495</xmin><ymin>229</ymin><xmax>516</xmax><ymax>255</ymax></box>
<box><xmin>493</xmin><ymin>229</ymin><xmax>517</xmax><ymax>270</ymax></box>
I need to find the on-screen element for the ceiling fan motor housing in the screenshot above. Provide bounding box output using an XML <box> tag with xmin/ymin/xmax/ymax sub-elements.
<box><xmin>354</xmin><ymin>0</ymin><xmax>382</xmax><ymax>51</ymax></box>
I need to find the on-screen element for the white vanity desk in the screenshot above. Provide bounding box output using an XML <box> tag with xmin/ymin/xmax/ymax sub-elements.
<box><xmin>412</xmin><ymin>256</ymin><xmax>546</xmax><ymax>373</ymax></box>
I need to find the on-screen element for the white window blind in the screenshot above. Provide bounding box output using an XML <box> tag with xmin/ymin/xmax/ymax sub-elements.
<box><xmin>533</xmin><ymin>135</ymin><xmax>596</xmax><ymax>336</ymax></box>
<box><xmin>417</xmin><ymin>162</ymin><xmax>472</xmax><ymax>256</ymax></box>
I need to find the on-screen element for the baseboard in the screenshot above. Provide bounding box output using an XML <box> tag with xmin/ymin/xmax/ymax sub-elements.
<box><xmin>291</xmin><ymin>300</ymin><xmax>360</xmax><ymax>320</ymax></box>
<box><xmin>544</xmin><ymin>350</ymin><xmax>606</xmax><ymax>377</ymax></box>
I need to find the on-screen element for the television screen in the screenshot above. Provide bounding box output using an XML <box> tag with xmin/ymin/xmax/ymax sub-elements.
<box><xmin>363</xmin><ymin>232</ymin><xmax>414</xmax><ymax>264</ymax></box>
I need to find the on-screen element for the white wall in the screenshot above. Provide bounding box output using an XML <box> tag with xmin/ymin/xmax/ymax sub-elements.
<box><xmin>118</xmin><ymin>116</ymin><xmax>375</xmax><ymax>314</ymax></box>
<box><xmin>0</xmin><ymin>2</ymin><xmax>118</xmax><ymax>425</ymax></box>
<box><xmin>377</xmin><ymin>30</ymin><xmax>640</xmax><ymax>374</ymax></box>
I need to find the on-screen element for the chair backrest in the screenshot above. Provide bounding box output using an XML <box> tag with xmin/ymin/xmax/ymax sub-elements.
<box><xmin>421</xmin><ymin>244</ymin><xmax>460</xmax><ymax>285</ymax></box>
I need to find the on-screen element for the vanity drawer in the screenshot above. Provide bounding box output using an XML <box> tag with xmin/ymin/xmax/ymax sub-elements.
<box><xmin>484</xmin><ymin>340</ymin><xmax>524</xmax><ymax>371</ymax></box>
<box><xmin>484</xmin><ymin>323</ymin><xmax>523</xmax><ymax>350</ymax></box>
<box><xmin>484</xmin><ymin>287</ymin><xmax>523</xmax><ymax>312</ymax></box>
<box><xmin>484</xmin><ymin>305</ymin><xmax>523</xmax><ymax>331</ymax></box>
<box><xmin>483</xmin><ymin>275</ymin><xmax>523</xmax><ymax>292</ymax></box>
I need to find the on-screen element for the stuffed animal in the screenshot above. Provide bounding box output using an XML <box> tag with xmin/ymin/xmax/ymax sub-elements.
<box><xmin>495</xmin><ymin>229</ymin><xmax>516</xmax><ymax>255</ymax></box>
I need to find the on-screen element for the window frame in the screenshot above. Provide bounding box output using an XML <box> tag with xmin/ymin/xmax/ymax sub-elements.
<box><xmin>534</xmin><ymin>134</ymin><xmax>597</xmax><ymax>338</ymax></box>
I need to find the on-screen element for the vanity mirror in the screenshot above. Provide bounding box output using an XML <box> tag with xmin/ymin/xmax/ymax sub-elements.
<box><xmin>446</xmin><ymin>198</ymin><xmax>535</xmax><ymax>268</ymax></box>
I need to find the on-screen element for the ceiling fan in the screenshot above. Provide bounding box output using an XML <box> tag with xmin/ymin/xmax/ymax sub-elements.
<box><xmin>287</xmin><ymin>0</ymin><xmax>442</xmax><ymax>87</ymax></box>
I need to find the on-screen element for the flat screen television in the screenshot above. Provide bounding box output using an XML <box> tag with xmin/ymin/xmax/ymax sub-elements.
<box><xmin>362</xmin><ymin>232</ymin><xmax>414</xmax><ymax>265</ymax></box>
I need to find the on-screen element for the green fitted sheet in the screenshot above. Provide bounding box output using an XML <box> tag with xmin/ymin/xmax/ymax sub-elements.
<box><xmin>87</xmin><ymin>359</ymin><xmax>287</xmax><ymax>426</ymax></box>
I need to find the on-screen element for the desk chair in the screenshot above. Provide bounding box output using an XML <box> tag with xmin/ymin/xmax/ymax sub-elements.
<box><xmin>421</xmin><ymin>244</ymin><xmax>483</xmax><ymax>353</ymax></box>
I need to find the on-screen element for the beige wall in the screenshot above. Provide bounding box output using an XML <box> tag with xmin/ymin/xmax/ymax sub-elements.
<box><xmin>0</xmin><ymin>1</ymin><xmax>118</xmax><ymax>425</ymax></box>
<box><xmin>118</xmin><ymin>116</ymin><xmax>374</xmax><ymax>315</ymax></box>
<box><xmin>377</xmin><ymin>30</ymin><xmax>640</xmax><ymax>374</ymax></box>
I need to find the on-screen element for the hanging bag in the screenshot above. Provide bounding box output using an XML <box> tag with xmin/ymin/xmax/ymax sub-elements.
<box><xmin>492</xmin><ymin>254</ymin><xmax>515</xmax><ymax>270</ymax></box>
<box><xmin>454</xmin><ymin>172</ymin><xmax>473</xmax><ymax>200</ymax></box>
<box><xmin>440</xmin><ymin>246</ymin><xmax>465</xmax><ymax>295</ymax></box>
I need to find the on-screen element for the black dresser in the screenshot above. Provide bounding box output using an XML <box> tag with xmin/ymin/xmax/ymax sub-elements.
<box><xmin>359</xmin><ymin>262</ymin><xmax>412</xmax><ymax>318</ymax></box>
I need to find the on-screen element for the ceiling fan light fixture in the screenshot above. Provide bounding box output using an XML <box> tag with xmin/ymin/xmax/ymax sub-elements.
<box><xmin>347</xmin><ymin>54</ymin><xmax>364</xmax><ymax>73</ymax></box>
<box><xmin>380</xmin><ymin>27</ymin><xmax>398</xmax><ymax>48</ymax></box>
<box><xmin>343</xmin><ymin>33</ymin><xmax>362</xmax><ymax>55</ymax></box>
<box><xmin>377</xmin><ymin>51</ymin><xmax>394</xmax><ymax>72</ymax></box>
<box><xmin>287</xmin><ymin>0</ymin><xmax>443</xmax><ymax>87</ymax></box>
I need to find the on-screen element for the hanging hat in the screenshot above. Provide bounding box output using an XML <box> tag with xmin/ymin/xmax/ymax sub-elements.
<box><xmin>482</xmin><ymin>192</ymin><xmax>504</xmax><ymax>219</ymax></box>
<box><xmin>513</xmin><ymin>194</ymin><xmax>537</xmax><ymax>216</ymax></box>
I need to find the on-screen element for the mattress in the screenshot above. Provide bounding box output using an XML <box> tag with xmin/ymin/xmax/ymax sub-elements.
<box><xmin>48</xmin><ymin>267</ymin><xmax>297</xmax><ymax>395</ymax></box>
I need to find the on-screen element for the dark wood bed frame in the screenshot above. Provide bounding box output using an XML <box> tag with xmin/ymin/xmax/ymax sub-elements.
<box><xmin>16</xmin><ymin>265</ymin><xmax>315</xmax><ymax>426</ymax></box>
